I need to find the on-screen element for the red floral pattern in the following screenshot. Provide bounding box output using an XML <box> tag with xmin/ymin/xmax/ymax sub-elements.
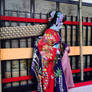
<box><xmin>38</xmin><ymin>29</ymin><xmax>60</xmax><ymax>92</ymax></box>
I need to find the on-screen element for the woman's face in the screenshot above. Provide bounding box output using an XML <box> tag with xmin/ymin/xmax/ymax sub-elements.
<box><xmin>48</xmin><ymin>17</ymin><xmax>52</xmax><ymax>22</ymax></box>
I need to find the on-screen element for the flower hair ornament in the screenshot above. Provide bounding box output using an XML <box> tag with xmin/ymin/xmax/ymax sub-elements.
<box><xmin>48</xmin><ymin>10</ymin><xmax>64</xmax><ymax>32</ymax></box>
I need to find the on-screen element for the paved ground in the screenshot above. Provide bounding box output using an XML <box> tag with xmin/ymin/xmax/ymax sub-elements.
<box><xmin>69</xmin><ymin>85</ymin><xmax>92</xmax><ymax>92</ymax></box>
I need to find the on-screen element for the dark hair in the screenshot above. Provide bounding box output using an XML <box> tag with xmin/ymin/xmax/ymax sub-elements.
<box><xmin>62</xmin><ymin>16</ymin><xmax>66</xmax><ymax>22</ymax></box>
<box><xmin>47</xmin><ymin>11</ymin><xmax>58</xmax><ymax>28</ymax></box>
<box><xmin>41</xmin><ymin>10</ymin><xmax>66</xmax><ymax>35</ymax></box>
<box><xmin>41</xmin><ymin>11</ymin><xmax>57</xmax><ymax>35</ymax></box>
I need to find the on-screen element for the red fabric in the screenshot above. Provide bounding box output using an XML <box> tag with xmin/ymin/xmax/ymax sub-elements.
<box><xmin>72</xmin><ymin>68</ymin><xmax>92</xmax><ymax>73</ymax></box>
<box><xmin>45</xmin><ymin>29</ymin><xmax>60</xmax><ymax>43</ymax></box>
<box><xmin>0</xmin><ymin>16</ymin><xmax>48</xmax><ymax>23</ymax></box>
<box><xmin>38</xmin><ymin>29</ymin><xmax>59</xmax><ymax>92</ymax></box>
<box><xmin>38</xmin><ymin>29</ymin><xmax>59</xmax><ymax>61</ymax></box>
<box><xmin>43</xmin><ymin>62</ymin><xmax>55</xmax><ymax>92</ymax></box>
<box><xmin>1</xmin><ymin>16</ymin><xmax>92</xmax><ymax>26</ymax></box>
<box><xmin>2</xmin><ymin>76</ymin><xmax>33</xmax><ymax>83</ymax></box>
<box><xmin>74</xmin><ymin>81</ymin><xmax>92</xmax><ymax>87</ymax></box>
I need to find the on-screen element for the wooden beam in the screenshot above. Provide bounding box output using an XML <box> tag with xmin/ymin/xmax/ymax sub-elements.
<box><xmin>0</xmin><ymin>48</ymin><xmax>33</xmax><ymax>60</ymax></box>
<box><xmin>0</xmin><ymin>46</ymin><xmax>92</xmax><ymax>60</ymax></box>
<box><xmin>69</xmin><ymin>46</ymin><xmax>92</xmax><ymax>56</ymax></box>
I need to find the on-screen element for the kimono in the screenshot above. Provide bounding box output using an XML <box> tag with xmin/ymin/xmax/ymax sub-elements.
<box><xmin>31</xmin><ymin>10</ymin><xmax>74</xmax><ymax>92</ymax></box>
<box><xmin>31</xmin><ymin>28</ymin><xmax>68</xmax><ymax>92</ymax></box>
<box><xmin>61</xmin><ymin>44</ymin><xmax>74</xmax><ymax>90</ymax></box>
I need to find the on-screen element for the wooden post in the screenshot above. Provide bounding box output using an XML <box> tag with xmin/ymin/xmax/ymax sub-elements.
<box><xmin>0</xmin><ymin>60</ymin><xmax>2</xmax><ymax>92</ymax></box>
<box><xmin>0</xmin><ymin>0</ymin><xmax>4</xmax><ymax>91</ymax></box>
<box><xmin>0</xmin><ymin>41</ymin><xmax>2</xmax><ymax>92</ymax></box>
<box><xmin>79</xmin><ymin>0</ymin><xmax>84</xmax><ymax>81</ymax></box>
<box><xmin>30</xmin><ymin>0</ymin><xmax>35</xmax><ymax>18</ymax></box>
<box><xmin>56</xmin><ymin>2</ymin><xmax>60</xmax><ymax>11</ymax></box>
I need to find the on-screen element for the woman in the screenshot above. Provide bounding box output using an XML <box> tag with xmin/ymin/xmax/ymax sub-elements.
<box><xmin>31</xmin><ymin>10</ymin><xmax>73</xmax><ymax>92</ymax></box>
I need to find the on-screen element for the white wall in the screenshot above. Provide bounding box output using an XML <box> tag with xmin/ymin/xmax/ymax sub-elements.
<box><xmin>4</xmin><ymin>0</ymin><xmax>92</xmax><ymax>17</ymax></box>
<box><xmin>72</xmin><ymin>0</ymin><xmax>92</xmax><ymax>3</ymax></box>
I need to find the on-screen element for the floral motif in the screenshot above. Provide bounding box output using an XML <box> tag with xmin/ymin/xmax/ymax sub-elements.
<box><xmin>55</xmin><ymin>68</ymin><xmax>62</xmax><ymax>78</ymax></box>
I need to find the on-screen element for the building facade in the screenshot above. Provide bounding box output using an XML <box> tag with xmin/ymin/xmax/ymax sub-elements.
<box><xmin>4</xmin><ymin>0</ymin><xmax>92</xmax><ymax>17</ymax></box>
